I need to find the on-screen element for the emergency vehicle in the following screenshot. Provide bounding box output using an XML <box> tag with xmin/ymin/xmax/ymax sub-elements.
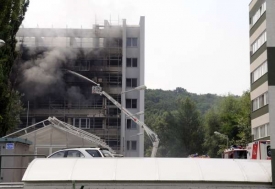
<box><xmin>246</xmin><ymin>140</ymin><xmax>271</xmax><ymax>160</ymax></box>
<box><xmin>222</xmin><ymin>145</ymin><xmax>247</xmax><ymax>159</ymax></box>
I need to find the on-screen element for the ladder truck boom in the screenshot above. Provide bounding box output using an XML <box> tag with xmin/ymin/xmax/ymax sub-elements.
<box><xmin>92</xmin><ymin>85</ymin><xmax>159</xmax><ymax>157</ymax></box>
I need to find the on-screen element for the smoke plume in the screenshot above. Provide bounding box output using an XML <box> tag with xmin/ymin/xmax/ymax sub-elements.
<box><xmin>19</xmin><ymin>48</ymin><xmax>77</xmax><ymax>98</ymax></box>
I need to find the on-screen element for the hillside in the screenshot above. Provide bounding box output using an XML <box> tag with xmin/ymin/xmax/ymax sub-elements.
<box><xmin>145</xmin><ymin>87</ymin><xmax>224</xmax><ymax>116</ymax></box>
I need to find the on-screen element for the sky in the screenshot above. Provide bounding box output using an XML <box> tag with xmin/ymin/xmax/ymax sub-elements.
<box><xmin>21</xmin><ymin>0</ymin><xmax>251</xmax><ymax>96</ymax></box>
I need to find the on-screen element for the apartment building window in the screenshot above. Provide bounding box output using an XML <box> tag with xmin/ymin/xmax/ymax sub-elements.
<box><xmin>73</xmin><ymin>118</ymin><xmax>90</xmax><ymax>129</ymax></box>
<box><xmin>73</xmin><ymin>118</ymin><xmax>103</xmax><ymax>129</ymax></box>
<box><xmin>251</xmin><ymin>61</ymin><xmax>267</xmax><ymax>83</ymax></box>
<box><xmin>126</xmin><ymin>99</ymin><xmax>137</xmax><ymax>108</ymax></box>
<box><xmin>251</xmin><ymin>2</ymin><xmax>266</xmax><ymax>26</ymax></box>
<box><xmin>108</xmin><ymin>108</ymin><xmax>120</xmax><ymax>116</ymax></box>
<box><xmin>253</xmin><ymin>123</ymin><xmax>269</xmax><ymax>140</ymax></box>
<box><xmin>106</xmin><ymin>118</ymin><xmax>121</xmax><ymax>128</ymax></box>
<box><xmin>126</xmin><ymin>58</ymin><xmax>138</xmax><ymax>67</ymax></box>
<box><xmin>127</xmin><ymin>140</ymin><xmax>137</xmax><ymax>150</ymax></box>
<box><xmin>126</xmin><ymin>38</ymin><xmax>138</xmax><ymax>47</ymax></box>
<box><xmin>127</xmin><ymin>119</ymin><xmax>137</xmax><ymax>129</ymax></box>
<box><xmin>126</xmin><ymin>78</ymin><xmax>137</xmax><ymax>87</ymax></box>
<box><xmin>252</xmin><ymin>92</ymin><xmax>268</xmax><ymax>111</ymax></box>
<box><xmin>252</xmin><ymin>31</ymin><xmax>266</xmax><ymax>54</ymax></box>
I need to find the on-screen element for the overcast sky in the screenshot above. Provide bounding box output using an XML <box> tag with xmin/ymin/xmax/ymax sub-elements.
<box><xmin>22</xmin><ymin>0</ymin><xmax>251</xmax><ymax>95</ymax></box>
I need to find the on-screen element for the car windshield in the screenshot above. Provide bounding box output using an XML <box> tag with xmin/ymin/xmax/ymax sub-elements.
<box><xmin>100</xmin><ymin>149</ymin><xmax>113</xmax><ymax>157</ymax></box>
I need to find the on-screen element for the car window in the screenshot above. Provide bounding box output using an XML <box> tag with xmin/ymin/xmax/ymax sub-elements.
<box><xmin>100</xmin><ymin>149</ymin><xmax>113</xmax><ymax>157</ymax></box>
<box><xmin>48</xmin><ymin>151</ymin><xmax>65</xmax><ymax>158</ymax></box>
<box><xmin>86</xmin><ymin>150</ymin><xmax>102</xmax><ymax>157</ymax></box>
<box><xmin>66</xmin><ymin>150</ymin><xmax>85</xmax><ymax>158</ymax></box>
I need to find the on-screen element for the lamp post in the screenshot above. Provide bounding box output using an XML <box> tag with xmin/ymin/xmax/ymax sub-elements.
<box><xmin>121</xmin><ymin>85</ymin><xmax>147</xmax><ymax>94</ymax></box>
<box><xmin>214</xmin><ymin>131</ymin><xmax>229</xmax><ymax>149</ymax></box>
<box><xmin>0</xmin><ymin>39</ymin><xmax>5</xmax><ymax>48</ymax></box>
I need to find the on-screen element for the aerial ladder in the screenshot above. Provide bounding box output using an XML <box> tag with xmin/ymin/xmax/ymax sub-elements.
<box><xmin>92</xmin><ymin>85</ymin><xmax>160</xmax><ymax>157</ymax></box>
<box><xmin>66</xmin><ymin>69</ymin><xmax>160</xmax><ymax>157</ymax></box>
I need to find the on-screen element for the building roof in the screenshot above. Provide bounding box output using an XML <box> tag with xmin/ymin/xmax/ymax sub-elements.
<box><xmin>4</xmin><ymin>117</ymin><xmax>114</xmax><ymax>154</ymax></box>
<box><xmin>22</xmin><ymin>158</ymin><xmax>271</xmax><ymax>183</ymax></box>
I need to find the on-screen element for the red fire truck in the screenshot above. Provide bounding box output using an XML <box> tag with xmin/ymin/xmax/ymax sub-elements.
<box><xmin>246</xmin><ymin>140</ymin><xmax>271</xmax><ymax>160</ymax></box>
<box><xmin>222</xmin><ymin>140</ymin><xmax>271</xmax><ymax>160</ymax></box>
<box><xmin>222</xmin><ymin>146</ymin><xmax>247</xmax><ymax>159</ymax></box>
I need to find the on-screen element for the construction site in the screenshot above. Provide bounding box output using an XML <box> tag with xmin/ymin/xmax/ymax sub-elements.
<box><xmin>14</xmin><ymin>17</ymin><xmax>145</xmax><ymax>157</ymax></box>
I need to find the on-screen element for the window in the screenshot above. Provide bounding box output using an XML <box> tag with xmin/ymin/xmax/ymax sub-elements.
<box><xmin>66</xmin><ymin>150</ymin><xmax>84</xmax><ymax>158</ymax></box>
<box><xmin>253</xmin><ymin>123</ymin><xmax>269</xmax><ymax>140</ymax></box>
<box><xmin>126</xmin><ymin>99</ymin><xmax>137</xmax><ymax>108</ymax></box>
<box><xmin>251</xmin><ymin>61</ymin><xmax>267</xmax><ymax>83</ymax></box>
<box><xmin>73</xmin><ymin>118</ymin><xmax>90</xmax><ymax>129</ymax></box>
<box><xmin>252</xmin><ymin>92</ymin><xmax>268</xmax><ymax>111</ymax></box>
<box><xmin>131</xmin><ymin>141</ymin><xmax>137</xmax><ymax>150</ymax></box>
<box><xmin>127</xmin><ymin>119</ymin><xmax>137</xmax><ymax>129</ymax></box>
<box><xmin>48</xmin><ymin>151</ymin><xmax>65</xmax><ymax>158</ymax></box>
<box><xmin>109</xmin><ymin>57</ymin><xmax>122</xmax><ymax>67</ymax></box>
<box><xmin>252</xmin><ymin>31</ymin><xmax>266</xmax><ymax>54</ymax></box>
<box><xmin>251</xmin><ymin>2</ymin><xmax>266</xmax><ymax>26</ymax></box>
<box><xmin>73</xmin><ymin>118</ymin><xmax>104</xmax><ymax>129</ymax></box>
<box><xmin>108</xmin><ymin>108</ymin><xmax>120</xmax><ymax>116</ymax></box>
<box><xmin>126</xmin><ymin>58</ymin><xmax>138</xmax><ymax>67</ymax></box>
<box><xmin>86</xmin><ymin>150</ymin><xmax>102</xmax><ymax>157</ymax></box>
<box><xmin>127</xmin><ymin>38</ymin><xmax>138</xmax><ymax>47</ymax></box>
<box><xmin>93</xmin><ymin>118</ymin><xmax>103</xmax><ymax>129</ymax></box>
<box><xmin>100</xmin><ymin>149</ymin><xmax>113</xmax><ymax>157</ymax></box>
<box><xmin>126</xmin><ymin>78</ymin><xmax>137</xmax><ymax>87</ymax></box>
<box><xmin>127</xmin><ymin>140</ymin><xmax>137</xmax><ymax>151</ymax></box>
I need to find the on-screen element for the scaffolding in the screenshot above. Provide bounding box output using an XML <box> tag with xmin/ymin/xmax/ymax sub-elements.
<box><xmin>16</xmin><ymin>21</ymin><xmax>124</xmax><ymax>153</ymax></box>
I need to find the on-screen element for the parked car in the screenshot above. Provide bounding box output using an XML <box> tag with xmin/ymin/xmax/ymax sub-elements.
<box><xmin>47</xmin><ymin>148</ymin><xmax>114</xmax><ymax>158</ymax></box>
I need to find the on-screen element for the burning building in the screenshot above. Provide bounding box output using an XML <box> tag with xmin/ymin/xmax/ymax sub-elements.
<box><xmin>15</xmin><ymin>17</ymin><xmax>145</xmax><ymax>157</ymax></box>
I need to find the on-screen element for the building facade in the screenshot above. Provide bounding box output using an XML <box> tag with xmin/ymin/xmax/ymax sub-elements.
<box><xmin>249</xmin><ymin>0</ymin><xmax>275</xmax><ymax>143</ymax></box>
<box><xmin>15</xmin><ymin>17</ymin><xmax>145</xmax><ymax>157</ymax></box>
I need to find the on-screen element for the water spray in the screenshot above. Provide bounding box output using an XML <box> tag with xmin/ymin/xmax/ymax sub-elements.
<box><xmin>65</xmin><ymin>69</ymin><xmax>100</xmax><ymax>86</ymax></box>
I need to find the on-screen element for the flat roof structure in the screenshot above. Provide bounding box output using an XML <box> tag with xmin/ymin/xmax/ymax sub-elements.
<box><xmin>23</xmin><ymin>158</ymin><xmax>271</xmax><ymax>183</ymax></box>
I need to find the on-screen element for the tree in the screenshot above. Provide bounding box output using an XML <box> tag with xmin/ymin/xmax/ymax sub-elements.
<box><xmin>203</xmin><ymin>91</ymin><xmax>251</xmax><ymax>157</ymax></box>
<box><xmin>0</xmin><ymin>0</ymin><xmax>29</xmax><ymax>136</ymax></box>
<box><xmin>203</xmin><ymin>109</ymin><xmax>221</xmax><ymax>158</ymax></box>
<box><xmin>235</xmin><ymin>91</ymin><xmax>252</xmax><ymax>146</ymax></box>
<box><xmin>176</xmin><ymin>98</ymin><xmax>204</xmax><ymax>156</ymax></box>
<box><xmin>154</xmin><ymin>111</ymin><xmax>179</xmax><ymax>157</ymax></box>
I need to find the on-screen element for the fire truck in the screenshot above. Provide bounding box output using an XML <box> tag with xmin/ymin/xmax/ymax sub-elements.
<box><xmin>222</xmin><ymin>145</ymin><xmax>247</xmax><ymax>159</ymax></box>
<box><xmin>222</xmin><ymin>140</ymin><xmax>271</xmax><ymax>160</ymax></box>
<box><xmin>246</xmin><ymin>140</ymin><xmax>271</xmax><ymax>160</ymax></box>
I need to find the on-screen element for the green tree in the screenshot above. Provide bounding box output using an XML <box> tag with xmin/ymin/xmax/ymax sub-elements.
<box><xmin>154</xmin><ymin>111</ymin><xmax>178</xmax><ymax>157</ymax></box>
<box><xmin>203</xmin><ymin>91</ymin><xmax>251</xmax><ymax>157</ymax></box>
<box><xmin>235</xmin><ymin>91</ymin><xmax>252</xmax><ymax>146</ymax></box>
<box><xmin>0</xmin><ymin>0</ymin><xmax>29</xmax><ymax>136</ymax></box>
<box><xmin>176</xmin><ymin>98</ymin><xmax>204</xmax><ymax>156</ymax></box>
<box><xmin>203</xmin><ymin>109</ymin><xmax>221</xmax><ymax>158</ymax></box>
<box><xmin>145</xmin><ymin>98</ymin><xmax>204</xmax><ymax>157</ymax></box>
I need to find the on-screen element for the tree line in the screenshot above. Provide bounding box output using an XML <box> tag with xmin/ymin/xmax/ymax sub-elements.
<box><xmin>144</xmin><ymin>88</ymin><xmax>251</xmax><ymax>157</ymax></box>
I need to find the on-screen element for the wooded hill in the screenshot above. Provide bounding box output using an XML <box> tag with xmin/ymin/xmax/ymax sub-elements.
<box><xmin>145</xmin><ymin>87</ymin><xmax>223</xmax><ymax>115</ymax></box>
<box><xmin>144</xmin><ymin>87</ymin><xmax>251</xmax><ymax>158</ymax></box>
